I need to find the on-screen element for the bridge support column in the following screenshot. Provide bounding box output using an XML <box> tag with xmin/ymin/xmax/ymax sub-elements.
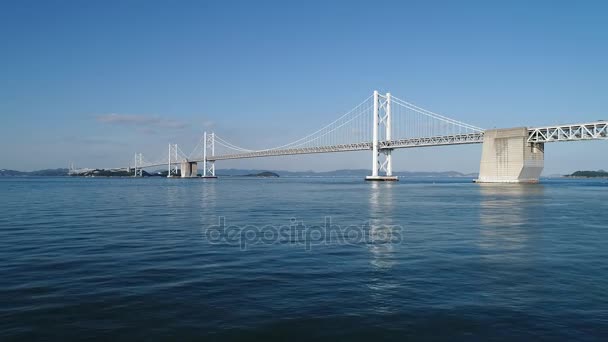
<box><xmin>202</xmin><ymin>161</ymin><xmax>216</xmax><ymax>178</ymax></box>
<box><xmin>190</xmin><ymin>162</ymin><xmax>198</xmax><ymax>177</ymax></box>
<box><xmin>180</xmin><ymin>161</ymin><xmax>191</xmax><ymax>178</ymax></box>
<box><xmin>475</xmin><ymin>127</ymin><xmax>544</xmax><ymax>183</ymax></box>
<box><xmin>366</xmin><ymin>91</ymin><xmax>398</xmax><ymax>181</ymax></box>
<box><xmin>385</xmin><ymin>149</ymin><xmax>393</xmax><ymax>176</ymax></box>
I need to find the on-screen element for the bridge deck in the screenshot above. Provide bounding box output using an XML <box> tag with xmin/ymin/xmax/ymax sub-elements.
<box><xmin>202</xmin><ymin>133</ymin><xmax>485</xmax><ymax>161</ymax></box>
<box><xmin>136</xmin><ymin>122</ymin><xmax>607</xmax><ymax>168</ymax></box>
<box><xmin>204</xmin><ymin>122</ymin><xmax>608</xmax><ymax>162</ymax></box>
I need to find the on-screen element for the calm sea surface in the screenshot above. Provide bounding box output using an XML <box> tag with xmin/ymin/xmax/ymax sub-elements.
<box><xmin>1</xmin><ymin>176</ymin><xmax>607</xmax><ymax>341</ymax></box>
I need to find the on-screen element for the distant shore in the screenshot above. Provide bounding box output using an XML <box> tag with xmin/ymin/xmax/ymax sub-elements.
<box><xmin>6</xmin><ymin>168</ymin><xmax>607</xmax><ymax>179</ymax></box>
<box><xmin>1</xmin><ymin>168</ymin><xmax>480</xmax><ymax>178</ymax></box>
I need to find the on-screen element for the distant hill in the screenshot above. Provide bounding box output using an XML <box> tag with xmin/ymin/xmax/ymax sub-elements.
<box><xmin>0</xmin><ymin>168</ymin><xmax>69</xmax><ymax>176</ymax></box>
<box><xmin>30</xmin><ymin>168</ymin><xmax>70</xmax><ymax>176</ymax></box>
<box><xmin>0</xmin><ymin>169</ymin><xmax>27</xmax><ymax>176</ymax></box>
<box><xmin>71</xmin><ymin>169</ymin><xmax>132</xmax><ymax>177</ymax></box>
<box><xmin>244</xmin><ymin>171</ymin><xmax>279</xmax><ymax>177</ymax></box>
<box><xmin>566</xmin><ymin>170</ymin><xmax>608</xmax><ymax>178</ymax></box>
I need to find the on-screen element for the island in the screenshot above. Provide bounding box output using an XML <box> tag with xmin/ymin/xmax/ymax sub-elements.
<box><xmin>0</xmin><ymin>168</ymin><xmax>71</xmax><ymax>176</ymax></box>
<box><xmin>243</xmin><ymin>171</ymin><xmax>279</xmax><ymax>178</ymax></box>
<box><xmin>566</xmin><ymin>170</ymin><xmax>608</xmax><ymax>178</ymax></box>
<box><xmin>70</xmin><ymin>169</ymin><xmax>132</xmax><ymax>177</ymax></box>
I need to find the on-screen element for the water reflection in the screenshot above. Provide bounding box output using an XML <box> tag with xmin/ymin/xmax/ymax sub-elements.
<box><xmin>367</xmin><ymin>182</ymin><xmax>397</xmax><ymax>270</ymax></box>
<box><xmin>199</xmin><ymin>179</ymin><xmax>218</xmax><ymax>235</ymax></box>
<box><xmin>477</xmin><ymin>183</ymin><xmax>545</xmax><ymax>256</ymax></box>
<box><xmin>366</xmin><ymin>181</ymin><xmax>400</xmax><ymax>314</ymax></box>
<box><xmin>165</xmin><ymin>179</ymin><xmax>190</xmax><ymax>226</ymax></box>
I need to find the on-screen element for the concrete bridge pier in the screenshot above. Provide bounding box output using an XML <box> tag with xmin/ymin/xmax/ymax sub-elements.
<box><xmin>180</xmin><ymin>162</ymin><xmax>198</xmax><ymax>178</ymax></box>
<box><xmin>180</xmin><ymin>161</ymin><xmax>191</xmax><ymax>178</ymax></box>
<box><xmin>190</xmin><ymin>162</ymin><xmax>198</xmax><ymax>177</ymax></box>
<box><xmin>476</xmin><ymin>127</ymin><xmax>544</xmax><ymax>183</ymax></box>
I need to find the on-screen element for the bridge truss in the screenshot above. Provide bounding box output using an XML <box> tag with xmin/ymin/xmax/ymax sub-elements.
<box><xmin>528</xmin><ymin>122</ymin><xmax>608</xmax><ymax>143</ymax></box>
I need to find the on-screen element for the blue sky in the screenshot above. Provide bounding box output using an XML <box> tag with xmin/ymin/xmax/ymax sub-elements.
<box><xmin>1</xmin><ymin>0</ymin><xmax>606</xmax><ymax>174</ymax></box>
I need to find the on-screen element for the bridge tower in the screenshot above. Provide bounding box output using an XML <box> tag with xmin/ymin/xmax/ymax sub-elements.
<box><xmin>167</xmin><ymin>144</ymin><xmax>180</xmax><ymax>177</ymax></box>
<box><xmin>133</xmin><ymin>153</ymin><xmax>143</xmax><ymax>177</ymax></box>
<box><xmin>202</xmin><ymin>132</ymin><xmax>217</xmax><ymax>178</ymax></box>
<box><xmin>366</xmin><ymin>91</ymin><xmax>398</xmax><ymax>181</ymax></box>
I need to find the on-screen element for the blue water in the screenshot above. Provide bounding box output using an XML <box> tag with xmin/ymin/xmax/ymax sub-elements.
<box><xmin>1</xmin><ymin>177</ymin><xmax>607</xmax><ymax>340</ymax></box>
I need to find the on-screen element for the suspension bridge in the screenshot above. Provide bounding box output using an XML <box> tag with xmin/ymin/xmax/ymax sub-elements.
<box><xmin>130</xmin><ymin>91</ymin><xmax>607</xmax><ymax>183</ymax></box>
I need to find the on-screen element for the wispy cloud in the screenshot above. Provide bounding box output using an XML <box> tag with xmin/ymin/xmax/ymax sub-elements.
<box><xmin>61</xmin><ymin>135</ymin><xmax>129</xmax><ymax>146</ymax></box>
<box><xmin>96</xmin><ymin>114</ymin><xmax>190</xmax><ymax>130</ymax></box>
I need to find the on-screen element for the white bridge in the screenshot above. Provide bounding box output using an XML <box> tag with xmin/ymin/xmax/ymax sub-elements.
<box><xmin>131</xmin><ymin>91</ymin><xmax>607</xmax><ymax>183</ymax></box>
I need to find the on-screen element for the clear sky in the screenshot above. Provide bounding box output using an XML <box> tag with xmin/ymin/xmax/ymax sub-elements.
<box><xmin>1</xmin><ymin>0</ymin><xmax>606</xmax><ymax>174</ymax></box>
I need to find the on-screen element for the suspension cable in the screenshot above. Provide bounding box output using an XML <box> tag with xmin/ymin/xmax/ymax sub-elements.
<box><xmin>213</xmin><ymin>94</ymin><xmax>373</xmax><ymax>152</ymax></box>
<box><xmin>391</xmin><ymin>96</ymin><xmax>484</xmax><ymax>132</ymax></box>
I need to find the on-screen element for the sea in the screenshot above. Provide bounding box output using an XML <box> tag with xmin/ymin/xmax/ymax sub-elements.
<box><xmin>1</xmin><ymin>176</ymin><xmax>607</xmax><ymax>341</ymax></box>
